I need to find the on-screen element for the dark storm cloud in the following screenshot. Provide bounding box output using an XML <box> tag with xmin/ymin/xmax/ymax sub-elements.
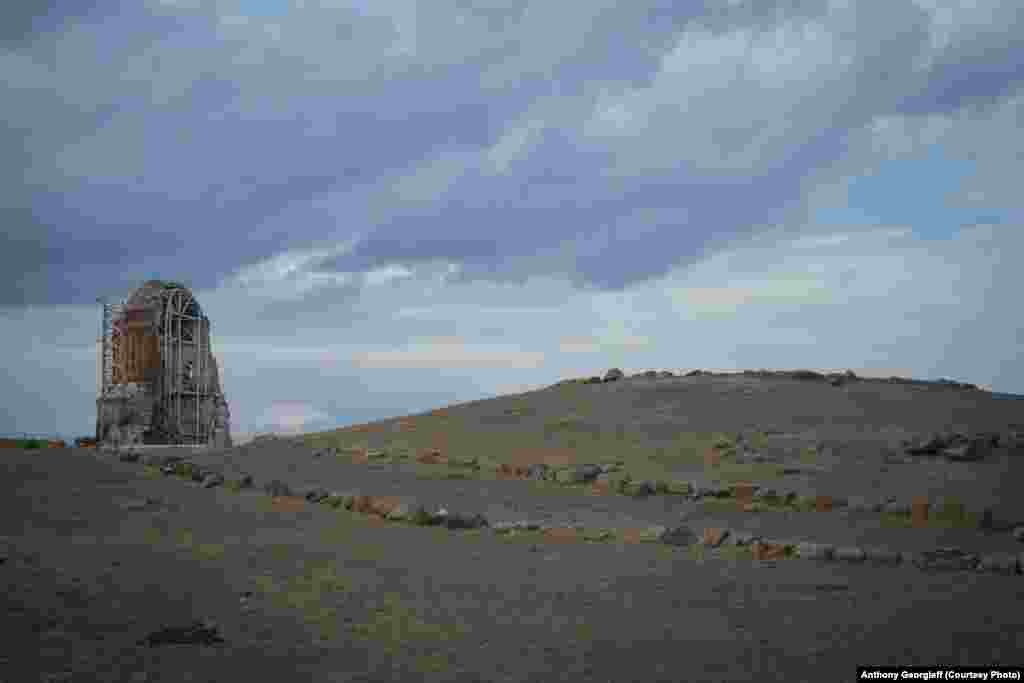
<box><xmin>2</xmin><ymin>0</ymin><xmax>1022</xmax><ymax>307</ymax></box>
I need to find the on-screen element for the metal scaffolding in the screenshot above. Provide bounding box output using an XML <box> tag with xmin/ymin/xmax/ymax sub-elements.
<box><xmin>97</xmin><ymin>298</ymin><xmax>123</xmax><ymax>396</ymax></box>
<box><xmin>97</xmin><ymin>281</ymin><xmax>224</xmax><ymax>446</ymax></box>
<box><xmin>153</xmin><ymin>285</ymin><xmax>212</xmax><ymax>445</ymax></box>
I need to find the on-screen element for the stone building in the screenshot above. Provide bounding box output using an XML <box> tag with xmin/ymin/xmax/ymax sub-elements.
<box><xmin>96</xmin><ymin>280</ymin><xmax>231</xmax><ymax>448</ymax></box>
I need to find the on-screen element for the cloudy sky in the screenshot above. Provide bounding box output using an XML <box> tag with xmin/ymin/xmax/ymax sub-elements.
<box><xmin>3</xmin><ymin>0</ymin><xmax>1022</xmax><ymax>441</ymax></box>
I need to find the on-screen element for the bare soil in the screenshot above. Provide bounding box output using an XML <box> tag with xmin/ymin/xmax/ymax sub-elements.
<box><xmin>6</xmin><ymin>374</ymin><xmax>1024</xmax><ymax>681</ymax></box>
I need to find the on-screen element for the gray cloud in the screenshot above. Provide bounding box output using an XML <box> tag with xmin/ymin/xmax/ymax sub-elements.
<box><xmin>2</xmin><ymin>0</ymin><xmax>1022</xmax><ymax>309</ymax></box>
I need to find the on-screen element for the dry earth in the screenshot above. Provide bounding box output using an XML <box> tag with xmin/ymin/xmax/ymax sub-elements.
<box><xmin>5</xmin><ymin>373</ymin><xmax>1024</xmax><ymax>682</ymax></box>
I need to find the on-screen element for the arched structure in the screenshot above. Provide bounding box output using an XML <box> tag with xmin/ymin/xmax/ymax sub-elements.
<box><xmin>97</xmin><ymin>280</ymin><xmax>231</xmax><ymax>447</ymax></box>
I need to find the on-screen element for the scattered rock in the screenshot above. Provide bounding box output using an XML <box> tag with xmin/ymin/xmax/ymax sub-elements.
<box><xmin>979</xmin><ymin>507</ymin><xmax>996</xmax><ymax>532</ymax></box>
<box><xmin>385</xmin><ymin>501</ymin><xmax>430</xmax><ymax>524</ymax></box>
<box><xmin>583</xmin><ymin>529</ymin><xmax>614</xmax><ymax>542</ymax></box>
<box><xmin>557</xmin><ymin>464</ymin><xmax>602</xmax><ymax>485</ymax></box>
<box><xmin>751</xmin><ymin>541</ymin><xmax>789</xmax><ymax>561</ymax></box>
<box><xmin>262</xmin><ymin>480</ymin><xmax>293</xmax><ymax>498</ymax></box>
<box><xmin>863</xmin><ymin>547</ymin><xmax>902</xmax><ymax>565</ymax></box>
<box><xmin>118</xmin><ymin>451</ymin><xmax>141</xmax><ymax>463</ymax></box>
<box><xmin>1001</xmin><ymin>431</ymin><xmax>1024</xmax><ymax>453</ymax></box>
<box><xmin>623</xmin><ymin>480</ymin><xmax>656</xmax><ymax>498</ymax></box>
<box><xmin>701</xmin><ymin>528</ymin><xmax>730</xmax><ymax>548</ymax></box>
<box><xmin>790</xmin><ymin>370</ymin><xmax>826</xmax><ymax>381</ymax></box>
<box><xmin>117</xmin><ymin>498</ymin><xmax>151</xmax><ymax>511</ymax></box>
<box><xmin>658</xmin><ymin>371</ymin><xmax>674</xmax><ymax>379</ymax></box>
<box><xmin>1013</xmin><ymin>527</ymin><xmax>1024</xmax><ymax>543</ymax></box>
<box><xmin>638</xmin><ymin>525</ymin><xmax>669</xmax><ymax>543</ymax></box>
<box><xmin>438</xmin><ymin>510</ymin><xmax>488</xmax><ymax>530</ymax></box>
<box><xmin>663</xmin><ymin>480</ymin><xmax>691</xmax><ymax>496</ymax></box>
<box><xmin>977</xmin><ymin>553</ymin><xmax>1018</xmax><ymax>575</ymax></box>
<box><xmin>913</xmin><ymin>547</ymin><xmax>979</xmax><ymax>572</ymax></box>
<box><xmin>728</xmin><ymin>531</ymin><xmax>759</xmax><ymax>547</ymax></box>
<box><xmin>904</xmin><ymin>432</ymin><xmax>968</xmax><ymax>456</ymax></box>
<box><xmin>943</xmin><ymin>437</ymin><xmax>996</xmax><ymax>462</ymax></box>
<box><xmin>883</xmin><ymin>501</ymin><xmax>911</xmax><ymax>516</ymax></box>
<box><xmin>739</xmin><ymin>450</ymin><xmax>768</xmax><ymax>464</ymax></box>
<box><xmin>138</xmin><ymin>619</ymin><xmax>224</xmax><ymax>647</ymax></box>
<box><xmin>658</xmin><ymin>525</ymin><xmax>699</xmax><ymax>547</ymax></box>
<box><xmin>200</xmin><ymin>473</ymin><xmax>224</xmax><ymax>489</ymax></box>
<box><xmin>795</xmin><ymin>542</ymin><xmax>835</xmax><ymax>560</ymax></box>
<box><xmin>833</xmin><ymin>546</ymin><xmax>866</xmax><ymax>562</ymax></box>
<box><xmin>829</xmin><ymin>376</ymin><xmax>845</xmax><ymax>387</ymax></box>
<box><xmin>296</xmin><ymin>487</ymin><xmax>328</xmax><ymax>503</ymax></box>
<box><xmin>449</xmin><ymin>455</ymin><xmax>479</xmax><ymax>469</ymax></box>
<box><xmin>603</xmin><ymin>368</ymin><xmax>624</xmax><ymax>382</ymax></box>
<box><xmin>334</xmin><ymin>491</ymin><xmax>361</xmax><ymax>510</ymax></box>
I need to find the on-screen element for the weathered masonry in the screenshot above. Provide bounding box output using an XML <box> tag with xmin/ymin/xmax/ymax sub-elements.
<box><xmin>96</xmin><ymin>280</ymin><xmax>231</xmax><ymax>447</ymax></box>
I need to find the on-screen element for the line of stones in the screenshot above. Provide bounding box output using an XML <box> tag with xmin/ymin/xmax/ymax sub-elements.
<box><xmin>307</xmin><ymin>447</ymin><xmax>1018</xmax><ymax>534</ymax></box>
<box><xmin>108</xmin><ymin>449</ymin><xmax>1024</xmax><ymax>577</ymax></box>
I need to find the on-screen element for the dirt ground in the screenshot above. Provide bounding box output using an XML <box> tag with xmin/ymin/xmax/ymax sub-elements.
<box><xmin>4</xmin><ymin>446</ymin><xmax>1024</xmax><ymax>683</ymax></box>
<box><xmin>6</xmin><ymin>375</ymin><xmax>1024</xmax><ymax>681</ymax></box>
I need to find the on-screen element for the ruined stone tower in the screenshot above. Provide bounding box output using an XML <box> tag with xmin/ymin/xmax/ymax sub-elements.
<box><xmin>96</xmin><ymin>280</ymin><xmax>231</xmax><ymax>448</ymax></box>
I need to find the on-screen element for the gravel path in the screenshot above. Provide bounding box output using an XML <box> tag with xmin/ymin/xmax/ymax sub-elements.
<box><xmin>5</xmin><ymin>449</ymin><xmax>1024</xmax><ymax>682</ymax></box>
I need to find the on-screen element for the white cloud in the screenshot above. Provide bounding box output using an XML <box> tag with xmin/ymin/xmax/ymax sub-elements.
<box><xmin>486</xmin><ymin>119</ymin><xmax>545</xmax><ymax>175</ymax></box>
<box><xmin>580</xmin><ymin>18</ymin><xmax>854</xmax><ymax>173</ymax></box>
<box><xmin>558</xmin><ymin>337</ymin><xmax>600</xmax><ymax>354</ymax></box>
<box><xmin>259</xmin><ymin>400</ymin><xmax>329</xmax><ymax>434</ymax></box>
<box><xmin>352</xmin><ymin>339</ymin><xmax>545</xmax><ymax>370</ymax></box>
<box><xmin>5</xmin><ymin>220</ymin><xmax>1023</xmax><ymax>440</ymax></box>
<box><xmin>364</xmin><ymin>264</ymin><xmax>414</xmax><ymax>286</ymax></box>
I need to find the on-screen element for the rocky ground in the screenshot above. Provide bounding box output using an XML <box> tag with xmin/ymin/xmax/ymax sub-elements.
<box><xmin>6</xmin><ymin>371</ymin><xmax>1024</xmax><ymax>681</ymax></box>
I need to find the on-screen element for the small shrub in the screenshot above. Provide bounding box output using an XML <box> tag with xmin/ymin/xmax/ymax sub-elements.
<box><xmin>193</xmin><ymin>543</ymin><xmax>226</xmax><ymax>561</ymax></box>
<box><xmin>798</xmin><ymin>447</ymin><xmax>818</xmax><ymax>464</ymax></box>
<box><xmin>143</xmin><ymin>526</ymin><xmax>164</xmax><ymax>546</ymax></box>
<box><xmin>712</xmin><ymin>435</ymin><xmax>734</xmax><ymax>451</ymax></box>
<box><xmin>23</xmin><ymin>439</ymin><xmax>43</xmax><ymax>450</ymax></box>
<box><xmin>176</xmin><ymin>529</ymin><xmax>194</xmax><ymax>548</ymax></box>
